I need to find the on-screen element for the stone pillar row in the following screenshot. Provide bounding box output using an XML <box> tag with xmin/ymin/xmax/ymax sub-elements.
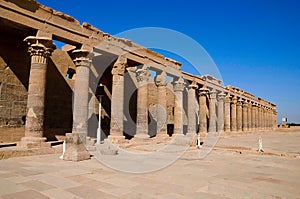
<box><xmin>222</xmin><ymin>97</ymin><xmax>276</xmax><ymax>133</ymax></box>
<box><xmin>19</xmin><ymin>35</ymin><xmax>276</xmax><ymax>153</ymax></box>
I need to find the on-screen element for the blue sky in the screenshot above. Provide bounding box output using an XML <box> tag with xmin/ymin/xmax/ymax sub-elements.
<box><xmin>38</xmin><ymin>0</ymin><xmax>300</xmax><ymax>123</ymax></box>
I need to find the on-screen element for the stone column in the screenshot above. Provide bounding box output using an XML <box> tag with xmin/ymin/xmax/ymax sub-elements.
<box><xmin>217</xmin><ymin>92</ymin><xmax>225</xmax><ymax>133</ymax></box>
<box><xmin>271</xmin><ymin>109</ymin><xmax>274</xmax><ymax>129</ymax></box>
<box><xmin>236</xmin><ymin>98</ymin><xmax>243</xmax><ymax>132</ymax></box>
<box><xmin>63</xmin><ymin>49</ymin><xmax>92</xmax><ymax>161</ymax></box>
<box><xmin>173</xmin><ymin>77</ymin><xmax>185</xmax><ymax>135</ymax></box>
<box><xmin>247</xmin><ymin>101</ymin><xmax>252</xmax><ymax>131</ymax></box>
<box><xmin>208</xmin><ymin>89</ymin><xmax>217</xmax><ymax>133</ymax></box>
<box><xmin>230</xmin><ymin>96</ymin><xmax>237</xmax><ymax>132</ymax></box>
<box><xmin>71</xmin><ymin>50</ymin><xmax>92</xmax><ymax>136</ymax></box>
<box><xmin>262</xmin><ymin>106</ymin><xmax>265</xmax><ymax>130</ymax></box>
<box><xmin>267</xmin><ymin>108</ymin><xmax>271</xmax><ymax>130</ymax></box>
<box><xmin>109</xmin><ymin>57</ymin><xmax>126</xmax><ymax>141</ymax></box>
<box><xmin>19</xmin><ymin>36</ymin><xmax>55</xmax><ymax>148</ymax></box>
<box><xmin>242</xmin><ymin>101</ymin><xmax>248</xmax><ymax>132</ymax></box>
<box><xmin>135</xmin><ymin>67</ymin><xmax>150</xmax><ymax>138</ymax></box>
<box><xmin>155</xmin><ymin>71</ymin><xmax>168</xmax><ymax>135</ymax></box>
<box><xmin>273</xmin><ymin>109</ymin><xmax>277</xmax><ymax>129</ymax></box>
<box><xmin>257</xmin><ymin>105</ymin><xmax>262</xmax><ymax>130</ymax></box>
<box><xmin>198</xmin><ymin>86</ymin><xmax>209</xmax><ymax>134</ymax></box>
<box><xmin>187</xmin><ymin>83</ymin><xmax>198</xmax><ymax>134</ymax></box>
<box><xmin>224</xmin><ymin>93</ymin><xmax>231</xmax><ymax>133</ymax></box>
<box><xmin>251</xmin><ymin>103</ymin><xmax>256</xmax><ymax>131</ymax></box>
<box><xmin>255</xmin><ymin>104</ymin><xmax>259</xmax><ymax>131</ymax></box>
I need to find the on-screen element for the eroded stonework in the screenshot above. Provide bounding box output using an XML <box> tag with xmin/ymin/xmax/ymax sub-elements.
<box><xmin>0</xmin><ymin>0</ymin><xmax>277</xmax><ymax>161</ymax></box>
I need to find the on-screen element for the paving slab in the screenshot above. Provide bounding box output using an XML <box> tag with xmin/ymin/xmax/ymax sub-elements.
<box><xmin>0</xmin><ymin>130</ymin><xmax>299</xmax><ymax>198</ymax></box>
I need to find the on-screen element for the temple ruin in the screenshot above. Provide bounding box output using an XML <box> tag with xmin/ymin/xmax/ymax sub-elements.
<box><xmin>0</xmin><ymin>0</ymin><xmax>277</xmax><ymax>160</ymax></box>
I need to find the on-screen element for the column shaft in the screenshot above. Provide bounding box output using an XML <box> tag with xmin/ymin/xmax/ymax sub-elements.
<box><xmin>187</xmin><ymin>84</ymin><xmax>198</xmax><ymax>134</ymax></box>
<box><xmin>155</xmin><ymin>71</ymin><xmax>168</xmax><ymax>135</ymax></box>
<box><xmin>198</xmin><ymin>86</ymin><xmax>208</xmax><ymax>134</ymax></box>
<box><xmin>174</xmin><ymin>77</ymin><xmax>185</xmax><ymax>135</ymax></box>
<box><xmin>110</xmin><ymin>59</ymin><xmax>126</xmax><ymax>138</ymax></box>
<box><xmin>224</xmin><ymin>94</ymin><xmax>231</xmax><ymax>132</ymax></box>
<box><xmin>236</xmin><ymin>99</ymin><xmax>243</xmax><ymax>132</ymax></box>
<box><xmin>208</xmin><ymin>90</ymin><xmax>217</xmax><ymax>132</ymax></box>
<box><xmin>242</xmin><ymin>102</ymin><xmax>248</xmax><ymax>131</ymax></box>
<box><xmin>217</xmin><ymin>93</ymin><xmax>225</xmax><ymax>133</ymax></box>
<box><xmin>72</xmin><ymin>50</ymin><xmax>92</xmax><ymax>136</ymax></box>
<box><xmin>20</xmin><ymin>36</ymin><xmax>55</xmax><ymax>148</ymax></box>
<box><xmin>230</xmin><ymin>96</ymin><xmax>237</xmax><ymax>132</ymax></box>
<box><xmin>136</xmin><ymin>68</ymin><xmax>150</xmax><ymax>138</ymax></box>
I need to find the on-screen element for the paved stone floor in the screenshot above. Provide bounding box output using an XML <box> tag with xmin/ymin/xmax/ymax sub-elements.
<box><xmin>0</xmin><ymin>130</ymin><xmax>300</xmax><ymax>199</ymax></box>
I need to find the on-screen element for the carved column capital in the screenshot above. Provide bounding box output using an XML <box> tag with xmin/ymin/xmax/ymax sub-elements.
<box><xmin>225</xmin><ymin>93</ymin><xmax>231</xmax><ymax>103</ymax></box>
<box><xmin>231</xmin><ymin>96</ymin><xmax>238</xmax><ymax>104</ymax></box>
<box><xmin>174</xmin><ymin>77</ymin><xmax>185</xmax><ymax>92</ymax></box>
<box><xmin>243</xmin><ymin>100</ymin><xmax>249</xmax><ymax>108</ymax></box>
<box><xmin>136</xmin><ymin>68</ymin><xmax>150</xmax><ymax>83</ymax></box>
<box><xmin>155</xmin><ymin>71</ymin><xmax>167</xmax><ymax>87</ymax></box>
<box><xmin>199</xmin><ymin>85</ymin><xmax>209</xmax><ymax>96</ymax></box>
<box><xmin>112</xmin><ymin>59</ymin><xmax>127</xmax><ymax>76</ymax></box>
<box><xmin>24</xmin><ymin>36</ymin><xmax>55</xmax><ymax>64</ymax></box>
<box><xmin>218</xmin><ymin>92</ymin><xmax>226</xmax><ymax>101</ymax></box>
<box><xmin>72</xmin><ymin>49</ymin><xmax>93</xmax><ymax>67</ymax></box>
<box><xmin>188</xmin><ymin>82</ymin><xmax>198</xmax><ymax>90</ymax></box>
<box><xmin>209</xmin><ymin>89</ymin><xmax>217</xmax><ymax>99</ymax></box>
<box><xmin>237</xmin><ymin>98</ymin><xmax>243</xmax><ymax>106</ymax></box>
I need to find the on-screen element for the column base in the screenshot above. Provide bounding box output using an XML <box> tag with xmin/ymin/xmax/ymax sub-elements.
<box><xmin>153</xmin><ymin>133</ymin><xmax>171</xmax><ymax>142</ymax></box>
<box><xmin>131</xmin><ymin>134</ymin><xmax>150</xmax><ymax>143</ymax></box>
<box><xmin>63</xmin><ymin>133</ymin><xmax>90</xmax><ymax>161</ymax></box>
<box><xmin>18</xmin><ymin>137</ymin><xmax>51</xmax><ymax>149</ymax></box>
<box><xmin>107</xmin><ymin>135</ymin><xmax>126</xmax><ymax>144</ymax></box>
<box><xmin>95</xmin><ymin>140</ymin><xmax>118</xmax><ymax>155</ymax></box>
<box><xmin>171</xmin><ymin>134</ymin><xmax>194</xmax><ymax>146</ymax></box>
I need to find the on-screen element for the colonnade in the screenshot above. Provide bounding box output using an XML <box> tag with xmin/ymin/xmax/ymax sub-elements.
<box><xmin>18</xmin><ymin>36</ymin><xmax>277</xmax><ymax>160</ymax></box>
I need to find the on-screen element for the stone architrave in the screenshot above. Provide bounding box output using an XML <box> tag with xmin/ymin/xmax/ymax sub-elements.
<box><xmin>242</xmin><ymin>101</ymin><xmax>248</xmax><ymax>132</ymax></box>
<box><xmin>236</xmin><ymin>98</ymin><xmax>243</xmax><ymax>132</ymax></box>
<box><xmin>224</xmin><ymin>93</ymin><xmax>231</xmax><ymax>132</ymax></box>
<box><xmin>217</xmin><ymin>92</ymin><xmax>225</xmax><ymax>133</ymax></box>
<box><xmin>63</xmin><ymin>49</ymin><xmax>92</xmax><ymax>161</ymax></box>
<box><xmin>208</xmin><ymin>89</ymin><xmax>217</xmax><ymax>133</ymax></box>
<box><xmin>198</xmin><ymin>85</ymin><xmax>209</xmax><ymax>134</ymax></box>
<box><xmin>135</xmin><ymin>67</ymin><xmax>150</xmax><ymax>138</ymax></box>
<box><xmin>19</xmin><ymin>36</ymin><xmax>55</xmax><ymax>148</ymax></box>
<box><xmin>109</xmin><ymin>57</ymin><xmax>126</xmax><ymax>141</ymax></box>
<box><xmin>230</xmin><ymin>96</ymin><xmax>238</xmax><ymax>132</ymax></box>
<box><xmin>187</xmin><ymin>83</ymin><xmax>198</xmax><ymax>134</ymax></box>
<box><xmin>155</xmin><ymin>71</ymin><xmax>168</xmax><ymax>136</ymax></box>
<box><xmin>173</xmin><ymin>77</ymin><xmax>185</xmax><ymax>135</ymax></box>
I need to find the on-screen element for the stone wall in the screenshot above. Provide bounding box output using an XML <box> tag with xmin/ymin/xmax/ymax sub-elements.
<box><xmin>0</xmin><ymin>56</ymin><xmax>27</xmax><ymax>126</ymax></box>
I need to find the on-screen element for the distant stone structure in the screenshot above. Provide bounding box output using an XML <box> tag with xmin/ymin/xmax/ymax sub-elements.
<box><xmin>0</xmin><ymin>0</ymin><xmax>277</xmax><ymax>160</ymax></box>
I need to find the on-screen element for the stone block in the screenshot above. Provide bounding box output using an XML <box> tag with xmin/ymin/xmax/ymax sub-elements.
<box><xmin>63</xmin><ymin>133</ymin><xmax>90</xmax><ymax>161</ymax></box>
<box><xmin>18</xmin><ymin>137</ymin><xmax>51</xmax><ymax>149</ymax></box>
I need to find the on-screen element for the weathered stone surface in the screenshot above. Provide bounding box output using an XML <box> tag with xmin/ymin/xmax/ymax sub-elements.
<box><xmin>0</xmin><ymin>0</ymin><xmax>277</xmax><ymax>158</ymax></box>
<box><xmin>63</xmin><ymin>133</ymin><xmax>90</xmax><ymax>161</ymax></box>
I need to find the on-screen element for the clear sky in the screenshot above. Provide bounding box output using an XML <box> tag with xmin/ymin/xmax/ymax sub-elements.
<box><xmin>37</xmin><ymin>0</ymin><xmax>300</xmax><ymax>123</ymax></box>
